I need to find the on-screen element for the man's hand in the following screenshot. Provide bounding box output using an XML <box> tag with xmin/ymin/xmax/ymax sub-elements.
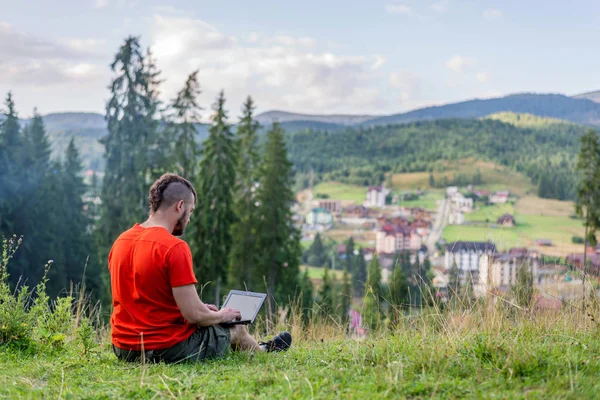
<box><xmin>206</xmin><ymin>304</ymin><xmax>218</xmax><ymax>312</ymax></box>
<box><xmin>219</xmin><ymin>307</ymin><xmax>242</xmax><ymax>322</ymax></box>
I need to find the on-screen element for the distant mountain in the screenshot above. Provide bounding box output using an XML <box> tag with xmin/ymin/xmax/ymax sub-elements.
<box><xmin>256</xmin><ymin>110</ymin><xmax>377</xmax><ymax>126</ymax></box>
<box><xmin>573</xmin><ymin>90</ymin><xmax>600</xmax><ymax>104</ymax></box>
<box><xmin>363</xmin><ymin>93</ymin><xmax>600</xmax><ymax>127</ymax></box>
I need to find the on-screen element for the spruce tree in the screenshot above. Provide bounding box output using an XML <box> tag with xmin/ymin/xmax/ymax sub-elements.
<box><xmin>169</xmin><ymin>70</ymin><xmax>202</xmax><ymax>179</ymax></box>
<box><xmin>344</xmin><ymin>237</ymin><xmax>355</xmax><ymax>272</ymax></box>
<box><xmin>352</xmin><ymin>248</ymin><xmax>367</xmax><ymax>297</ymax></box>
<box><xmin>389</xmin><ymin>260</ymin><xmax>409</xmax><ymax>314</ymax></box>
<box><xmin>62</xmin><ymin>138</ymin><xmax>97</xmax><ymax>290</ymax></box>
<box><xmin>255</xmin><ymin>122</ymin><xmax>301</xmax><ymax>317</ymax></box>
<box><xmin>317</xmin><ymin>265</ymin><xmax>333</xmax><ymax>317</ymax></box>
<box><xmin>575</xmin><ymin>129</ymin><xmax>600</xmax><ymax>293</ymax></box>
<box><xmin>191</xmin><ymin>91</ymin><xmax>236</xmax><ymax>306</ymax></box>
<box><xmin>97</xmin><ymin>37</ymin><xmax>163</xmax><ymax>300</ymax></box>
<box><xmin>0</xmin><ymin>92</ymin><xmax>24</xmax><ymax>237</ymax></box>
<box><xmin>363</xmin><ymin>256</ymin><xmax>384</xmax><ymax>329</ymax></box>
<box><xmin>306</xmin><ymin>233</ymin><xmax>327</xmax><ymax>267</ymax></box>
<box><xmin>340</xmin><ymin>266</ymin><xmax>352</xmax><ymax>321</ymax></box>
<box><xmin>299</xmin><ymin>268</ymin><xmax>314</xmax><ymax>320</ymax></box>
<box><xmin>229</xmin><ymin>96</ymin><xmax>261</xmax><ymax>290</ymax></box>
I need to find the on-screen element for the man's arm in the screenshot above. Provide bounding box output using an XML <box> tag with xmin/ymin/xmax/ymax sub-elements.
<box><xmin>172</xmin><ymin>285</ymin><xmax>241</xmax><ymax>326</ymax></box>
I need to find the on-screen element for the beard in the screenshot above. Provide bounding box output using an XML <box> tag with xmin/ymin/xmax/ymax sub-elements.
<box><xmin>172</xmin><ymin>211</ymin><xmax>188</xmax><ymax>237</ymax></box>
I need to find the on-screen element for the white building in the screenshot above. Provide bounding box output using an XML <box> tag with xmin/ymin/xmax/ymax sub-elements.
<box><xmin>365</xmin><ymin>186</ymin><xmax>390</xmax><ymax>208</ymax></box>
<box><xmin>445</xmin><ymin>241</ymin><xmax>497</xmax><ymax>283</ymax></box>
<box><xmin>448</xmin><ymin>211</ymin><xmax>465</xmax><ymax>225</ymax></box>
<box><xmin>450</xmin><ymin>192</ymin><xmax>473</xmax><ymax>212</ymax></box>
<box><xmin>305</xmin><ymin>208</ymin><xmax>333</xmax><ymax>227</ymax></box>
<box><xmin>376</xmin><ymin>228</ymin><xmax>422</xmax><ymax>254</ymax></box>
<box><xmin>478</xmin><ymin>250</ymin><xmax>540</xmax><ymax>294</ymax></box>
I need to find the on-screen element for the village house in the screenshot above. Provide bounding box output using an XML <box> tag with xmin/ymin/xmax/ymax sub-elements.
<box><xmin>448</xmin><ymin>210</ymin><xmax>465</xmax><ymax>225</ymax></box>
<box><xmin>376</xmin><ymin>225</ymin><xmax>422</xmax><ymax>254</ymax></box>
<box><xmin>449</xmin><ymin>192</ymin><xmax>473</xmax><ymax>212</ymax></box>
<box><xmin>343</xmin><ymin>204</ymin><xmax>371</xmax><ymax>219</ymax></box>
<box><xmin>317</xmin><ymin>199</ymin><xmax>342</xmax><ymax>214</ymax></box>
<box><xmin>490</xmin><ymin>191</ymin><xmax>510</xmax><ymax>204</ymax></box>
<box><xmin>479</xmin><ymin>248</ymin><xmax>540</xmax><ymax>293</ymax></box>
<box><xmin>365</xmin><ymin>186</ymin><xmax>390</xmax><ymax>208</ymax></box>
<box><xmin>445</xmin><ymin>241</ymin><xmax>497</xmax><ymax>283</ymax></box>
<box><xmin>565</xmin><ymin>253</ymin><xmax>600</xmax><ymax>277</ymax></box>
<box><xmin>535</xmin><ymin>239</ymin><xmax>553</xmax><ymax>247</ymax></box>
<box><xmin>497</xmin><ymin>213</ymin><xmax>515</xmax><ymax>227</ymax></box>
<box><xmin>305</xmin><ymin>207</ymin><xmax>333</xmax><ymax>227</ymax></box>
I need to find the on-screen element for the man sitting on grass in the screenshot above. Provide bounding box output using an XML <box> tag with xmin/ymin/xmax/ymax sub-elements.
<box><xmin>109</xmin><ymin>173</ymin><xmax>291</xmax><ymax>363</ymax></box>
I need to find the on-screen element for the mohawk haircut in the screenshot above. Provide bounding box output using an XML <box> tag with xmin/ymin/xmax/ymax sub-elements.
<box><xmin>148</xmin><ymin>173</ymin><xmax>197</xmax><ymax>214</ymax></box>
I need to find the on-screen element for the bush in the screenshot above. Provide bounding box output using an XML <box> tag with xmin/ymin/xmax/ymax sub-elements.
<box><xmin>0</xmin><ymin>235</ymin><xmax>95</xmax><ymax>353</ymax></box>
<box><xmin>572</xmin><ymin>236</ymin><xmax>585</xmax><ymax>244</ymax></box>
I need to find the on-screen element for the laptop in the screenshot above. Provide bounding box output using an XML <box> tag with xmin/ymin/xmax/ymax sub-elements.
<box><xmin>219</xmin><ymin>290</ymin><xmax>267</xmax><ymax>326</ymax></box>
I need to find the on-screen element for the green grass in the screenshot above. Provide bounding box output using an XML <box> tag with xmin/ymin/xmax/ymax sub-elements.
<box><xmin>465</xmin><ymin>203</ymin><xmax>515</xmax><ymax>222</ymax></box>
<box><xmin>301</xmin><ymin>265</ymin><xmax>344</xmax><ymax>280</ymax></box>
<box><xmin>2</xmin><ymin>311</ymin><xmax>600</xmax><ymax>398</ymax></box>
<box><xmin>313</xmin><ymin>182</ymin><xmax>367</xmax><ymax>203</ymax></box>
<box><xmin>444</xmin><ymin>202</ymin><xmax>585</xmax><ymax>252</ymax></box>
<box><xmin>398</xmin><ymin>191</ymin><xmax>444</xmax><ymax>211</ymax></box>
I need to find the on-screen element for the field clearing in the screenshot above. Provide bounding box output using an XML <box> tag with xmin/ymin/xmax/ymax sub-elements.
<box><xmin>301</xmin><ymin>265</ymin><xmax>345</xmax><ymax>281</ymax></box>
<box><xmin>391</xmin><ymin>158</ymin><xmax>535</xmax><ymax>196</ymax></box>
<box><xmin>313</xmin><ymin>182</ymin><xmax>367</xmax><ymax>203</ymax></box>
<box><xmin>516</xmin><ymin>195</ymin><xmax>576</xmax><ymax>217</ymax></box>
<box><xmin>465</xmin><ymin>203</ymin><xmax>514</xmax><ymax>222</ymax></box>
<box><xmin>398</xmin><ymin>191</ymin><xmax>443</xmax><ymax>211</ymax></box>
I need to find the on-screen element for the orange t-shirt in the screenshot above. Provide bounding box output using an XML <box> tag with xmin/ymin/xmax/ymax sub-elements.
<box><xmin>109</xmin><ymin>223</ymin><xmax>198</xmax><ymax>350</ymax></box>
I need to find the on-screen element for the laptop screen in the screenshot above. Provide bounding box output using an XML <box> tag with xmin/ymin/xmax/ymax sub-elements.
<box><xmin>222</xmin><ymin>292</ymin><xmax>265</xmax><ymax>321</ymax></box>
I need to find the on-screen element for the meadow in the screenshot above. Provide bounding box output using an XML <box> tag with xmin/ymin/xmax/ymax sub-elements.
<box><xmin>2</xmin><ymin>301</ymin><xmax>600</xmax><ymax>399</ymax></box>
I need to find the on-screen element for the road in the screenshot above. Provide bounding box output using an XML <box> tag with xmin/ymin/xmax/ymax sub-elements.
<box><xmin>426</xmin><ymin>197</ymin><xmax>449</xmax><ymax>257</ymax></box>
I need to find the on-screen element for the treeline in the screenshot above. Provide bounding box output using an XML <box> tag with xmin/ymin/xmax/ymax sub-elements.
<box><xmin>0</xmin><ymin>95</ymin><xmax>98</xmax><ymax>297</ymax></box>
<box><xmin>301</xmin><ymin>235</ymin><xmax>434</xmax><ymax>326</ymax></box>
<box><xmin>0</xmin><ymin>36</ymin><xmax>304</xmax><ymax>317</ymax></box>
<box><xmin>288</xmin><ymin>118</ymin><xmax>585</xmax><ymax>200</ymax></box>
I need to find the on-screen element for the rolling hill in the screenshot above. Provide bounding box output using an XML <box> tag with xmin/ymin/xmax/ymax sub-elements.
<box><xmin>573</xmin><ymin>90</ymin><xmax>600</xmax><ymax>104</ymax></box>
<box><xmin>255</xmin><ymin>110</ymin><xmax>377</xmax><ymax>126</ymax></box>
<box><xmin>3</xmin><ymin>91</ymin><xmax>600</xmax><ymax>174</ymax></box>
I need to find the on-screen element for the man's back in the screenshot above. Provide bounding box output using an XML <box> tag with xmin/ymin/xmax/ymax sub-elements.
<box><xmin>109</xmin><ymin>223</ymin><xmax>197</xmax><ymax>350</ymax></box>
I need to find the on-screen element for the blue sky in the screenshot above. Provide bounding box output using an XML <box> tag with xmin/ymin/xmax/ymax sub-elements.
<box><xmin>1</xmin><ymin>0</ymin><xmax>599</xmax><ymax>117</ymax></box>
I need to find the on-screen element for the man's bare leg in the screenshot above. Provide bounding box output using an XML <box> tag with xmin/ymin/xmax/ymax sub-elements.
<box><xmin>228</xmin><ymin>325</ymin><xmax>265</xmax><ymax>352</ymax></box>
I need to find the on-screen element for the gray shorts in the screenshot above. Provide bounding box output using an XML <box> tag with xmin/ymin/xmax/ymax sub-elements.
<box><xmin>113</xmin><ymin>325</ymin><xmax>231</xmax><ymax>364</ymax></box>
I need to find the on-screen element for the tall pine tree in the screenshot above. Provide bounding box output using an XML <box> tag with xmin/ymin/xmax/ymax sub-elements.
<box><xmin>169</xmin><ymin>70</ymin><xmax>202</xmax><ymax>179</ymax></box>
<box><xmin>97</xmin><ymin>37</ymin><xmax>163</xmax><ymax>300</ymax></box>
<box><xmin>191</xmin><ymin>91</ymin><xmax>236</xmax><ymax>306</ymax></box>
<box><xmin>256</xmin><ymin>122</ymin><xmax>301</xmax><ymax>317</ymax></box>
<box><xmin>229</xmin><ymin>96</ymin><xmax>261</xmax><ymax>290</ymax></box>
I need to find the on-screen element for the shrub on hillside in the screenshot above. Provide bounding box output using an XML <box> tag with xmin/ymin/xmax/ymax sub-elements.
<box><xmin>0</xmin><ymin>235</ymin><xmax>98</xmax><ymax>354</ymax></box>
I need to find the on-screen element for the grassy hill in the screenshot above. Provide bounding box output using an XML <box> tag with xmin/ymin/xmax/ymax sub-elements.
<box><xmin>2</xmin><ymin>308</ymin><xmax>599</xmax><ymax>398</ymax></box>
<box><xmin>290</xmin><ymin>116</ymin><xmax>586</xmax><ymax>200</ymax></box>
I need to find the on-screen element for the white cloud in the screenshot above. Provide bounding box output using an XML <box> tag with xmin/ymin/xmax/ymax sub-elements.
<box><xmin>150</xmin><ymin>13</ymin><xmax>389</xmax><ymax>114</ymax></box>
<box><xmin>371</xmin><ymin>56</ymin><xmax>386</xmax><ymax>70</ymax></box>
<box><xmin>94</xmin><ymin>0</ymin><xmax>109</xmax><ymax>9</ymax></box>
<box><xmin>385</xmin><ymin>4</ymin><xmax>412</xmax><ymax>15</ymax></box>
<box><xmin>483</xmin><ymin>8</ymin><xmax>503</xmax><ymax>19</ymax></box>
<box><xmin>445</xmin><ymin>55</ymin><xmax>477</xmax><ymax>72</ymax></box>
<box><xmin>389</xmin><ymin>70</ymin><xmax>423</xmax><ymax>107</ymax></box>
<box><xmin>431</xmin><ymin>0</ymin><xmax>450</xmax><ymax>13</ymax></box>
<box><xmin>476</xmin><ymin>71</ymin><xmax>490</xmax><ymax>83</ymax></box>
<box><xmin>0</xmin><ymin>23</ymin><xmax>106</xmax><ymax>89</ymax></box>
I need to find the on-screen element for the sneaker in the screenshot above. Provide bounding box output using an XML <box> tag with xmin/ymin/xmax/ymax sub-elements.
<box><xmin>260</xmin><ymin>331</ymin><xmax>292</xmax><ymax>352</ymax></box>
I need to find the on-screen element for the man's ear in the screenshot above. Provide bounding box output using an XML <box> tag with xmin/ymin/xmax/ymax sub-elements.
<box><xmin>176</xmin><ymin>199</ymin><xmax>185</xmax><ymax>213</ymax></box>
